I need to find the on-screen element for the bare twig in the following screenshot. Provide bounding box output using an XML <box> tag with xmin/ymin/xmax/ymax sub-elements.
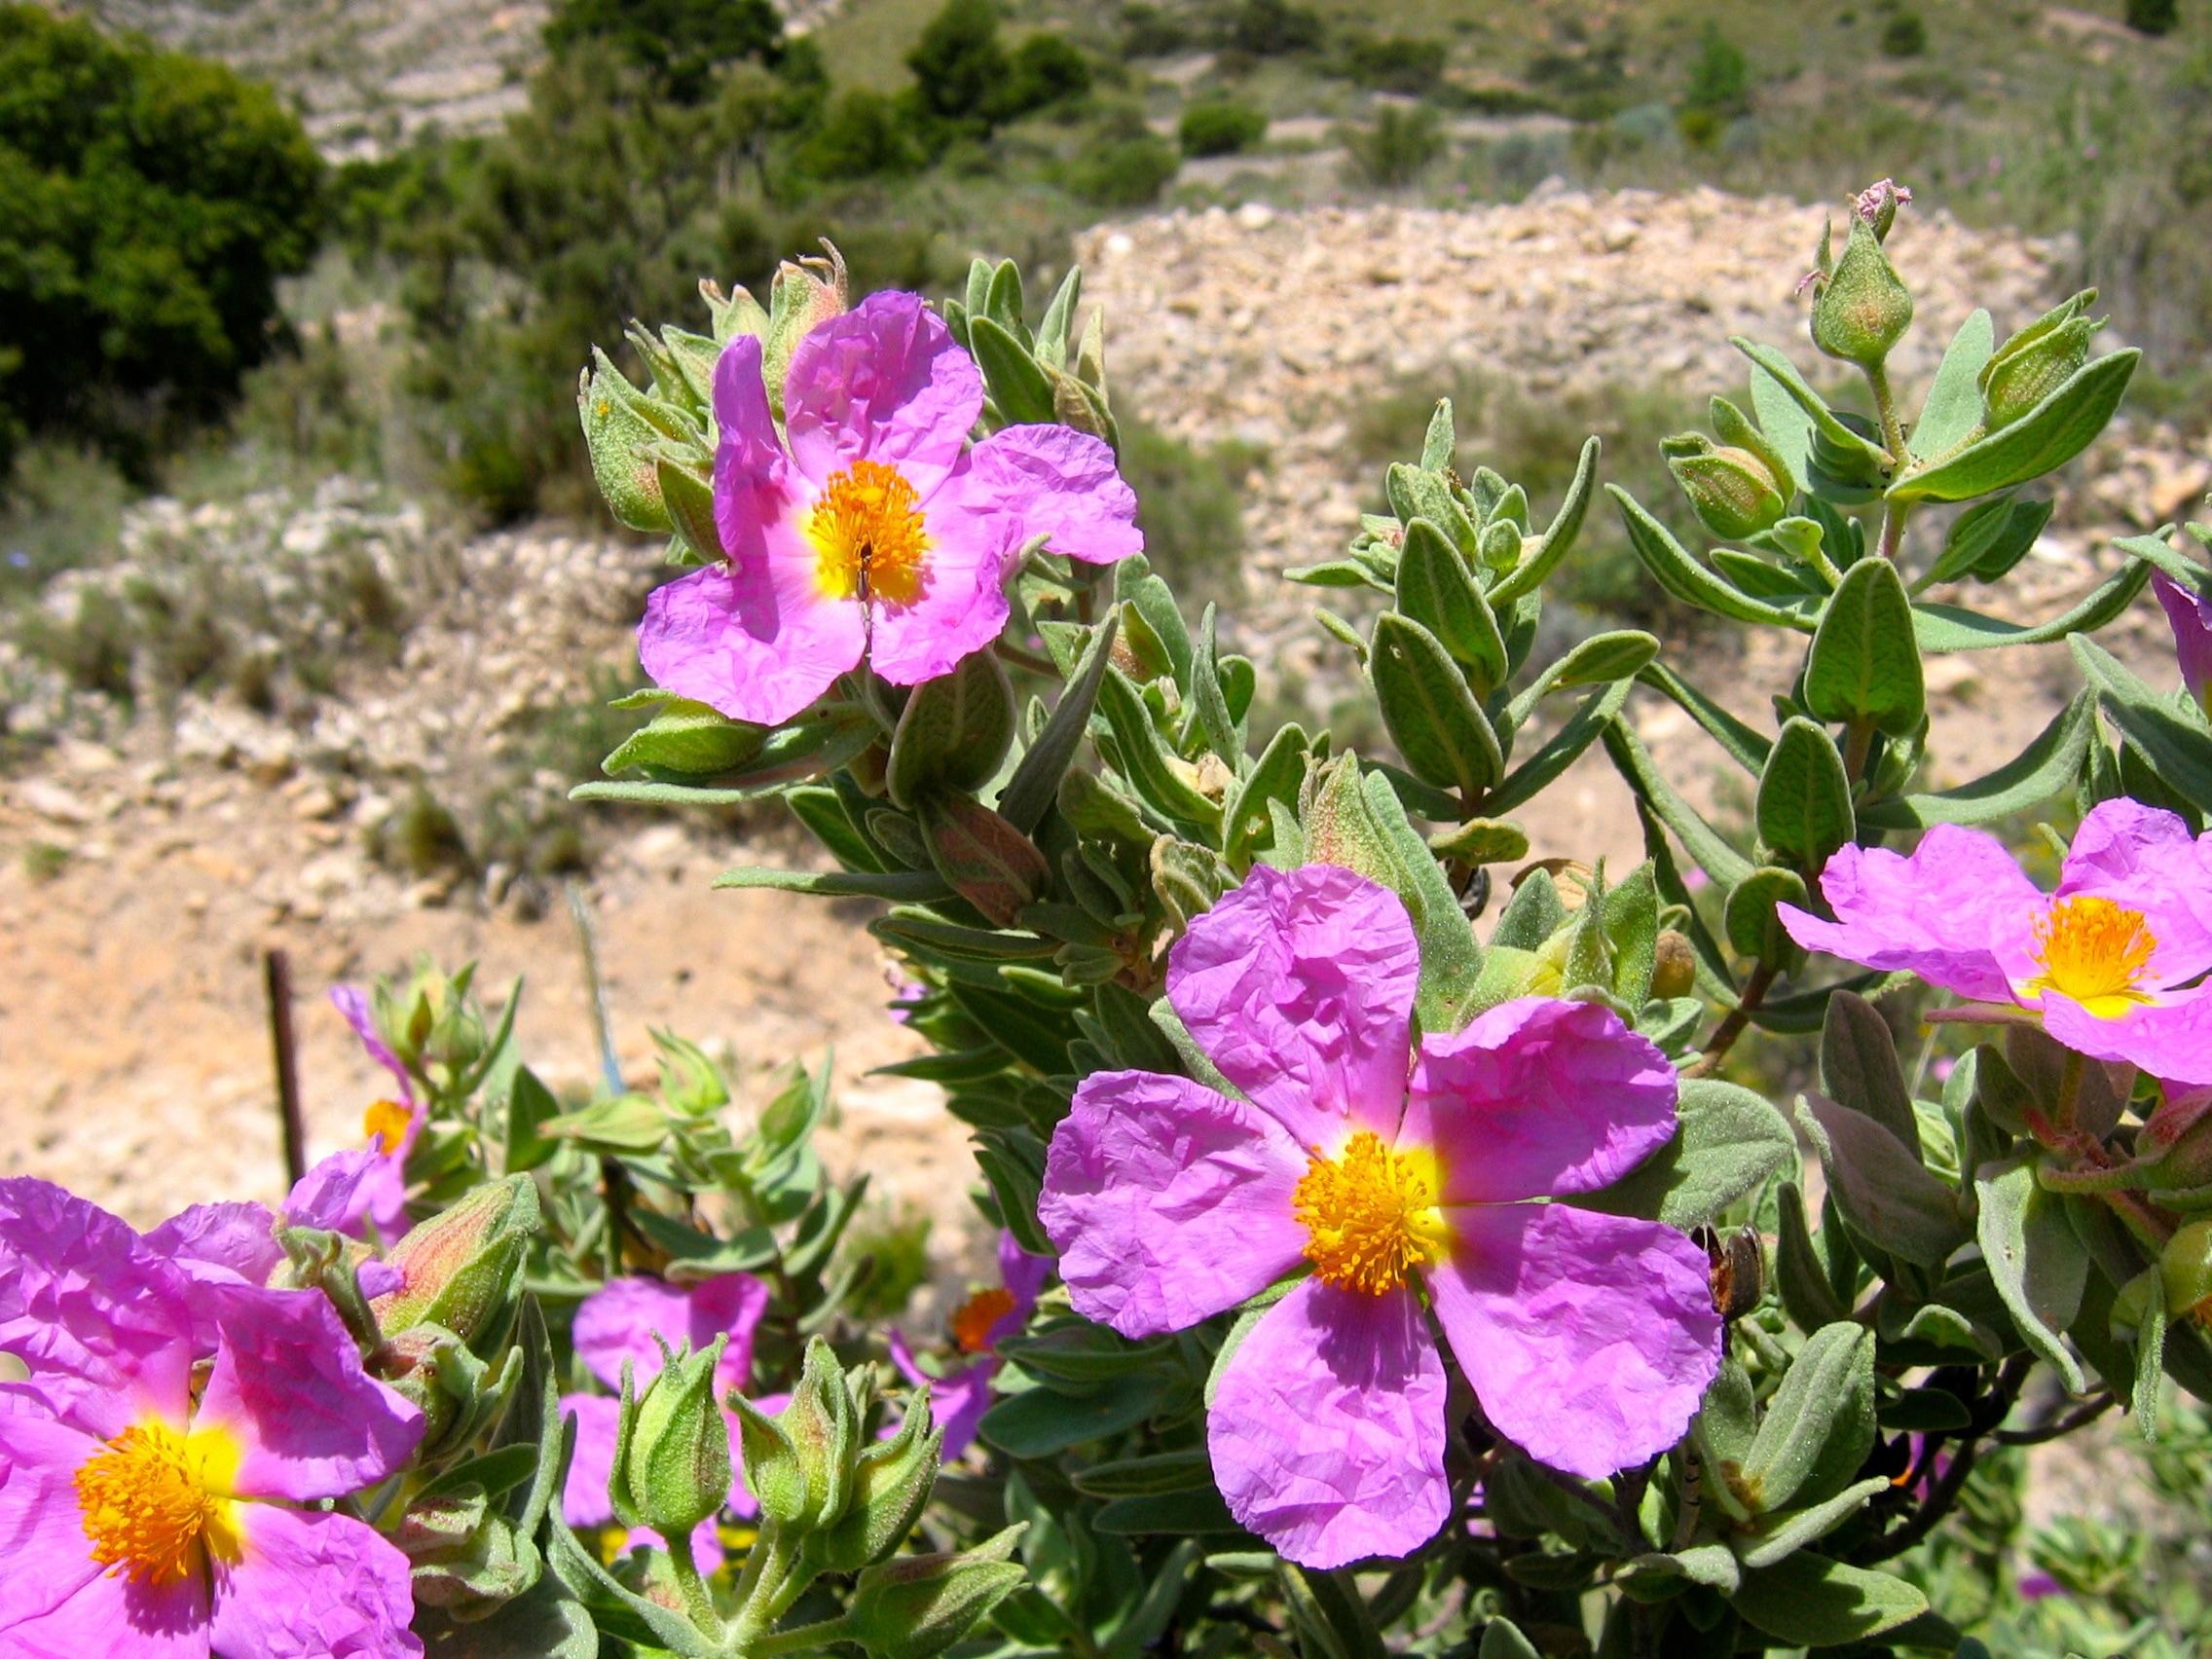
<box><xmin>265</xmin><ymin>948</ymin><xmax>306</xmax><ymax>1185</ymax></box>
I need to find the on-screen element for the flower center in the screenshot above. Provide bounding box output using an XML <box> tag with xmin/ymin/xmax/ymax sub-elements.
<box><xmin>951</xmin><ymin>1288</ymin><xmax>1017</xmax><ymax>1354</ymax></box>
<box><xmin>1292</xmin><ymin>1131</ymin><xmax>1448</xmax><ymax>1296</ymax></box>
<box><xmin>2029</xmin><ymin>895</ymin><xmax>2158</xmax><ymax>1018</ymax></box>
<box><xmin>363</xmin><ymin>1098</ymin><xmax>412</xmax><ymax>1155</ymax></box>
<box><xmin>807</xmin><ymin>460</ymin><xmax>929</xmax><ymax>607</ymax></box>
<box><xmin>74</xmin><ymin>1420</ymin><xmax>242</xmax><ymax>1584</ymax></box>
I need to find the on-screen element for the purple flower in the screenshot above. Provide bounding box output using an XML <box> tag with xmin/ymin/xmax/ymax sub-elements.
<box><xmin>638</xmin><ymin>291</ymin><xmax>1142</xmax><ymax>726</ymax></box>
<box><xmin>284</xmin><ymin>987</ymin><xmax>426</xmax><ymax>1242</ymax></box>
<box><xmin>559</xmin><ymin>1273</ymin><xmax>771</xmax><ymax>1530</ymax></box>
<box><xmin>2153</xmin><ymin>572</ymin><xmax>2212</xmax><ymax>714</ymax></box>
<box><xmin>887</xmin><ymin>1232</ymin><xmax>1051</xmax><ymax>1461</ymax></box>
<box><xmin>1780</xmin><ymin>797</ymin><xmax>2212</xmax><ymax>1084</ymax></box>
<box><xmin>1036</xmin><ymin>865</ymin><xmax>1721</xmax><ymax>1569</ymax></box>
<box><xmin>0</xmin><ymin>1177</ymin><xmax>424</xmax><ymax>1657</ymax></box>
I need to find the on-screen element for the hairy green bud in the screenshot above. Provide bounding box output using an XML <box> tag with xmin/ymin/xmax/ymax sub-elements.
<box><xmin>622</xmin><ymin>1338</ymin><xmax>733</xmax><ymax>1537</ymax></box>
<box><xmin>1662</xmin><ymin>433</ymin><xmax>1788</xmax><ymax>540</ymax></box>
<box><xmin>1979</xmin><ymin>289</ymin><xmax>2105</xmax><ymax>429</ymax></box>
<box><xmin>2160</xmin><ymin>1217</ymin><xmax>2212</xmax><ymax>1321</ymax></box>
<box><xmin>845</xmin><ymin>1525</ymin><xmax>1028</xmax><ymax>1659</ymax></box>
<box><xmin>372</xmin><ymin>1175</ymin><xmax>539</xmax><ymax>1346</ymax></box>
<box><xmin>1811</xmin><ymin>214</ymin><xmax>1914</xmax><ymax>371</ymax></box>
<box><xmin>805</xmin><ymin>1386</ymin><xmax>943</xmax><ymax>1575</ymax></box>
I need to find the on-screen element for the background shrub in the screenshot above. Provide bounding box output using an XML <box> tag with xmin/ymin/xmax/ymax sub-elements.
<box><xmin>1880</xmin><ymin>12</ymin><xmax>1929</xmax><ymax>58</ymax></box>
<box><xmin>1179</xmin><ymin>98</ymin><xmax>1269</xmax><ymax>157</ymax></box>
<box><xmin>1342</xmin><ymin>104</ymin><xmax>1443</xmax><ymax>188</ymax></box>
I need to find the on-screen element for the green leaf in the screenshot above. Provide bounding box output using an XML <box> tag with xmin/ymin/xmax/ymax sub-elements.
<box><xmin>1486</xmin><ymin>678</ymin><xmax>1631</xmax><ymax>815</ymax></box>
<box><xmin>1911</xmin><ymin>558</ymin><xmax>2150</xmax><ymax>652</ymax></box>
<box><xmin>1740</xmin><ymin>1323</ymin><xmax>1875</xmax><ymax>1515</ymax></box>
<box><xmin>1116</xmin><ymin>558</ymin><xmax>1194</xmax><ymax>686</ymax></box>
<box><xmin>1188</xmin><ymin>605</ymin><xmax>1242</xmax><ymax>762</ymax></box>
<box><xmin>887</xmin><ymin>651</ymin><xmax>1015</xmax><ymax>809</ymax></box>
<box><xmin>1601</xmin><ymin>720</ymin><xmax>1755</xmax><ymax>887</ymax></box>
<box><xmin>1395</xmin><ymin>519</ymin><xmax>1506</xmax><ymax>692</ymax></box>
<box><xmin>1776</xmin><ymin>1182</ymin><xmax>1850</xmax><ymax>1330</ymax></box>
<box><xmin>572</xmin><ymin>714</ymin><xmax>875</xmax><ymax>803</ymax></box>
<box><xmin>1634</xmin><ymin>663</ymin><xmax>1772</xmax><ymax>775</ymax></box>
<box><xmin>1804</xmin><ymin>559</ymin><xmax>1925</xmax><ymax>736</ymax></box>
<box><xmin>1096</xmin><ymin>668</ymin><xmax>1221</xmax><ymax>831</ymax></box>
<box><xmin>979</xmin><ymin>1373</ymin><xmax>1166</xmax><ymax>1458</ymax></box>
<box><xmin>1488</xmin><ymin>436</ymin><xmax>1601</xmax><ymax>605</ymax></box>
<box><xmin>917</xmin><ymin>795</ymin><xmax>1051</xmax><ymax>927</ymax></box>
<box><xmin>1797</xmin><ymin>1092</ymin><xmax>1967</xmax><ymax>1268</ymax></box>
<box><xmin>1920</xmin><ymin>493</ymin><xmax>2053</xmax><ymax>589</ymax></box>
<box><xmin>1072</xmin><ymin>1451</ymin><xmax>1214</xmax><ymax>1497</ymax></box>
<box><xmin>1891</xmin><ymin>349</ymin><xmax>2139</xmax><ymax>502</ymax></box>
<box><xmin>2074</xmin><ymin>635</ymin><xmax>2212</xmax><ymax>801</ymax></box>
<box><xmin>1092</xmin><ymin>1488</ymin><xmax>1243</xmax><ymax>1536</ymax></box>
<box><xmin>1755</xmin><ymin>719</ymin><xmax>1856</xmax><ymax>869</ymax></box>
<box><xmin>503</xmin><ymin>1066</ymin><xmax>561</xmax><ymax>1176</ymax></box>
<box><xmin>1909</xmin><ymin>309</ymin><xmax>1995</xmax><ymax>461</ymax></box>
<box><xmin>1859</xmin><ymin>692</ymin><xmax>2091</xmax><ymax>829</ymax></box>
<box><xmin>969</xmin><ymin>314</ymin><xmax>1058</xmax><ymax>425</ymax></box>
<box><xmin>1724</xmin><ymin>866</ymin><xmax>1810</xmax><ymax>962</ymax></box>
<box><xmin>1730</xmin><ymin>340</ymin><xmax>1892</xmax><ymax>472</ymax></box>
<box><xmin>1476</xmin><ymin>1618</ymin><xmax>1543</xmax><ymax>1659</ymax></box>
<box><xmin>1000</xmin><ymin>613</ymin><xmax>1118</xmax><ymax>833</ymax></box>
<box><xmin>1975</xmin><ymin>1152</ymin><xmax>2089</xmax><ymax>1391</ymax></box>
<box><xmin>1222</xmin><ymin>722</ymin><xmax>1309</xmax><ymax>867</ymax></box>
<box><xmin>1357</xmin><ymin>767</ymin><xmax>1486</xmax><ymax>1031</ymax></box>
<box><xmin>415</xmin><ymin>1572</ymin><xmax>600</xmax><ymax>1657</ymax></box>
<box><xmin>711</xmin><ymin>865</ymin><xmax>950</xmax><ymax>901</ymax></box>
<box><xmin>1368</xmin><ymin>613</ymin><xmax>1503</xmax><ymax>798</ymax></box>
<box><xmin>1576</xmin><ymin>1080</ymin><xmax>1794</xmax><ymax>1232</ymax></box>
<box><xmin>1505</xmin><ymin>631</ymin><xmax>1658</xmax><ymax>728</ymax></box>
<box><xmin>1819</xmin><ymin>991</ymin><xmax>1920</xmax><ymax>1155</ymax></box>
<box><xmin>1735</xmin><ymin>1476</ymin><xmax>1893</xmax><ymax>1569</ymax></box>
<box><xmin>1611</xmin><ymin>487</ymin><xmax>1815</xmax><ymax>629</ymax></box>
<box><xmin>1730</xmin><ymin>1553</ymin><xmax>1929</xmax><ymax>1647</ymax></box>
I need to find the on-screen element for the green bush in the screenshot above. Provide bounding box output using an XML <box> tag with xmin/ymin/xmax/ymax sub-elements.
<box><xmin>1065</xmin><ymin>119</ymin><xmax>1180</xmax><ymax>206</ymax></box>
<box><xmin>1879</xmin><ymin>12</ymin><xmax>1928</xmax><ymax>58</ymax></box>
<box><xmin>1120</xmin><ymin>3</ymin><xmax>1195</xmax><ymax>57</ymax></box>
<box><xmin>543</xmin><ymin>0</ymin><xmax>784</xmax><ymax>101</ymax></box>
<box><xmin>1222</xmin><ymin>0</ymin><xmax>1325</xmax><ymax>57</ymax></box>
<box><xmin>1342</xmin><ymin>105</ymin><xmax>1444</xmax><ymax>188</ymax></box>
<box><xmin>2127</xmin><ymin>0</ymin><xmax>2180</xmax><ymax>36</ymax></box>
<box><xmin>1339</xmin><ymin>34</ymin><xmax>1446</xmax><ymax>95</ymax></box>
<box><xmin>799</xmin><ymin>89</ymin><xmax>924</xmax><ymax>179</ymax></box>
<box><xmin>0</xmin><ymin>5</ymin><xmax>324</xmax><ymax>482</ymax></box>
<box><xmin>1178</xmin><ymin>98</ymin><xmax>1269</xmax><ymax>158</ymax></box>
<box><xmin>996</xmin><ymin>33</ymin><xmax>1094</xmax><ymax>119</ymax></box>
<box><xmin>1677</xmin><ymin>23</ymin><xmax>1753</xmax><ymax>145</ymax></box>
<box><xmin>1118</xmin><ymin>420</ymin><xmax>1254</xmax><ymax>594</ymax></box>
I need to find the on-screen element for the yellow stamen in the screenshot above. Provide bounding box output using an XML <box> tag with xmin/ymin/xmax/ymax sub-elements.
<box><xmin>1292</xmin><ymin>1132</ymin><xmax>1449</xmax><ymax>1296</ymax></box>
<box><xmin>951</xmin><ymin>1287</ymin><xmax>1017</xmax><ymax>1355</ymax></box>
<box><xmin>807</xmin><ymin>460</ymin><xmax>930</xmax><ymax>606</ymax></box>
<box><xmin>74</xmin><ymin>1419</ymin><xmax>243</xmax><ymax>1584</ymax></box>
<box><xmin>362</xmin><ymin>1098</ymin><xmax>413</xmax><ymax>1155</ymax></box>
<box><xmin>2028</xmin><ymin>895</ymin><xmax>2159</xmax><ymax>1019</ymax></box>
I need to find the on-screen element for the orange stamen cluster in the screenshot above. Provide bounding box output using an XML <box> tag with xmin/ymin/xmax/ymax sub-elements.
<box><xmin>362</xmin><ymin>1098</ymin><xmax>413</xmax><ymax>1155</ymax></box>
<box><xmin>951</xmin><ymin>1287</ymin><xmax>1018</xmax><ymax>1354</ymax></box>
<box><xmin>2029</xmin><ymin>895</ymin><xmax>2158</xmax><ymax>1018</ymax></box>
<box><xmin>1292</xmin><ymin>1132</ymin><xmax>1448</xmax><ymax>1296</ymax></box>
<box><xmin>807</xmin><ymin>460</ymin><xmax>929</xmax><ymax>606</ymax></box>
<box><xmin>74</xmin><ymin>1420</ymin><xmax>240</xmax><ymax>1584</ymax></box>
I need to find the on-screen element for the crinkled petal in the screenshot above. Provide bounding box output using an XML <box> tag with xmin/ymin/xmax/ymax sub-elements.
<box><xmin>208</xmin><ymin>1502</ymin><xmax>421</xmax><ymax>1659</ymax></box>
<box><xmin>193</xmin><ymin>1286</ymin><xmax>424</xmax><ymax>1502</ymax></box>
<box><xmin>2043</xmin><ymin>985</ymin><xmax>2212</xmax><ymax>1087</ymax></box>
<box><xmin>559</xmin><ymin>1393</ymin><xmax>620</xmax><ymax>1529</ymax></box>
<box><xmin>0</xmin><ymin>1177</ymin><xmax>195</xmax><ymax>1439</ymax></box>
<box><xmin>1206</xmin><ymin>1279</ymin><xmax>1447</xmax><ymax>1570</ymax></box>
<box><xmin>282</xmin><ymin>1147</ymin><xmax>407</xmax><ymax>1244</ymax></box>
<box><xmin>639</xmin><ymin>551</ymin><xmax>864</xmax><ymax>728</ymax></box>
<box><xmin>1040</xmin><ymin>1070</ymin><xmax>1309</xmax><ymax>1340</ymax></box>
<box><xmin>330</xmin><ymin>986</ymin><xmax>414</xmax><ymax>1105</ymax></box>
<box><xmin>145</xmin><ymin>1203</ymin><xmax>283</xmax><ymax>1290</ymax></box>
<box><xmin>1779</xmin><ymin>826</ymin><xmax>2034</xmax><ymax>1002</ymax></box>
<box><xmin>571</xmin><ymin>1273</ymin><xmax>770</xmax><ymax>1398</ymax></box>
<box><xmin>1403</xmin><ymin>998</ymin><xmax>1679</xmax><ymax>1203</ymax></box>
<box><xmin>866</xmin><ymin>461</ymin><xmax>1015</xmax><ymax>685</ymax></box>
<box><xmin>1427</xmin><ymin>1203</ymin><xmax>1719</xmax><ymax>1480</ymax></box>
<box><xmin>0</xmin><ymin>1556</ymin><xmax>208</xmax><ymax>1658</ymax></box>
<box><xmin>0</xmin><ymin>1404</ymin><xmax>106</xmax><ymax>1631</ymax></box>
<box><xmin>1167</xmin><ymin>864</ymin><xmax>1421</xmax><ymax>1149</ymax></box>
<box><xmin>989</xmin><ymin>1233</ymin><xmax>1052</xmax><ymax>1346</ymax></box>
<box><xmin>782</xmin><ymin>292</ymin><xmax>981</xmax><ymax>494</ymax></box>
<box><xmin>2051</xmin><ymin>796</ymin><xmax>2212</xmax><ymax>986</ymax></box>
<box><xmin>961</xmin><ymin>424</ymin><xmax>1143</xmax><ymax>565</ymax></box>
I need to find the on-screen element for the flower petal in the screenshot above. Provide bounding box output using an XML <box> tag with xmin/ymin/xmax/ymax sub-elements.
<box><xmin>0</xmin><ymin>1177</ymin><xmax>196</xmax><ymax>1439</ymax></box>
<box><xmin>331</xmin><ymin>985</ymin><xmax>414</xmax><ymax>1104</ymax></box>
<box><xmin>889</xmin><ymin>1337</ymin><xmax>997</xmax><ymax>1464</ymax></box>
<box><xmin>209</xmin><ymin>1502</ymin><xmax>421</xmax><ymax>1659</ymax></box>
<box><xmin>990</xmin><ymin>1233</ymin><xmax>1053</xmax><ymax>1345</ymax></box>
<box><xmin>0</xmin><ymin>1557</ymin><xmax>208</xmax><ymax>1658</ymax></box>
<box><xmin>961</xmin><ymin>424</ymin><xmax>1143</xmax><ymax>565</ymax></box>
<box><xmin>193</xmin><ymin>1286</ymin><xmax>424</xmax><ymax>1502</ymax></box>
<box><xmin>1779</xmin><ymin>826</ymin><xmax>2033</xmax><ymax>1002</ymax></box>
<box><xmin>0</xmin><ymin>1403</ymin><xmax>106</xmax><ymax>1631</ymax></box>
<box><xmin>283</xmin><ymin>1148</ymin><xmax>406</xmax><ymax>1244</ymax></box>
<box><xmin>1426</xmin><ymin>1203</ymin><xmax>1719</xmax><ymax>1480</ymax></box>
<box><xmin>783</xmin><ymin>292</ymin><xmax>981</xmax><ymax>494</ymax></box>
<box><xmin>1039</xmin><ymin>1070</ymin><xmax>1309</xmax><ymax>1339</ymax></box>
<box><xmin>1403</xmin><ymin>997</ymin><xmax>1679</xmax><ymax>1203</ymax></box>
<box><xmin>2043</xmin><ymin>986</ymin><xmax>2212</xmax><ymax>1087</ymax></box>
<box><xmin>145</xmin><ymin>1203</ymin><xmax>282</xmax><ymax>1290</ymax></box>
<box><xmin>2052</xmin><ymin>796</ymin><xmax>2212</xmax><ymax>987</ymax></box>
<box><xmin>1167</xmin><ymin>864</ymin><xmax>1421</xmax><ymax>1149</ymax></box>
<box><xmin>559</xmin><ymin>1393</ymin><xmax>620</xmax><ymax>1529</ymax></box>
<box><xmin>638</xmin><ymin>560</ymin><xmax>864</xmax><ymax>727</ymax></box>
<box><xmin>1206</xmin><ymin>1279</ymin><xmax>1448</xmax><ymax>1569</ymax></box>
<box><xmin>571</xmin><ymin>1273</ymin><xmax>770</xmax><ymax>1398</ymax></box>
<box><xmin>867</xmin><ymin>466</ymin><xmax>1014</xmax><ymax>685</ymax></box>
<box><xmin>2154</xmin><ymin>572</ymin><xmax>2212</xmax><ymax>708</ymax></box>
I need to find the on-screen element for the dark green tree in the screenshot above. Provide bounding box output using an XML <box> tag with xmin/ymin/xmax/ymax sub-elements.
<box><xmin>0</xmin><ymin>5</ymin><xmax>323</xmax><ymax>478</ymax></box>
<box><xmin>544</xmin><ymin>0</ymin><xmax>785</xmax><ymax>102</ymax></box>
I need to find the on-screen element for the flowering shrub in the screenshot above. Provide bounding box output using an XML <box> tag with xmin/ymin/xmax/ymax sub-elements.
<box><xmin>10</xmin><ymin>173</ymin><xmax>2212</xmax><ymax>1655</ymax></box>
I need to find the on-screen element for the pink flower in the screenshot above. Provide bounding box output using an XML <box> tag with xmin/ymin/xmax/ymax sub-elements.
<box><xmin>887</xmin><ymin>1231</ymin><xmax>1051</xmax><ymax>1461</ymax></box>
<box><xmin>1779</xmin><ymin>797</ymin><xmax>2212</xmax><ymax>1084</ymax></box>
<box><xmin>0</xmin><ymin>1177</ymin><xmax>424</xmax><ymax>1657</ymax></box>
<box><xmin>639</xmin><ymin>291</ymin><xmax>1142</xmax><ymax>726</ymax></box>
<box><xmin>558</xmin><ymin>1273</ymin><xmax>771</xmax><ymax>1531</ymax></box>
<box><xmin>2153</xmin><ymin>572</ymin><xmax>2212</xmax><ymax>715</ymax></box>
<box><xmin>1037</xmin><ymin>866</ymin><xmax>1721</xmax><ymax>1570</ymax></box>
<box><xmin>285</xmin><ymin>987</ymin><xmax>425</xmax><ymax>1243</ymax></box>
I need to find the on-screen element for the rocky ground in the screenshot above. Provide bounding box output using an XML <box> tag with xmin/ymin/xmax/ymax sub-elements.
<box><xmin>4</xmin><ymin>189</ymin><xmax>2208</xmax><ymax>1282</ymax></box>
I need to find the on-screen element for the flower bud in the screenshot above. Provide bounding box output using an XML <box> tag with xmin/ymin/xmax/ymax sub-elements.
<box><xmin>1477</xmin><ymin>515</ymin><xmax>1523</xmax><ymax>571</ymax></box>
<box><xmin>2154</xmin><ymin>574</ymin><xmax>2212</xmax><ymax>717</ymax></box>
<box><xmin>371</xmin><ymin>1175</ymin><xmax>539</xmax><ymax>1346</ymax></box>
<box><xmin>1978</xmin><ymin>289</ymin><xmax>2103</xmax><ymax>430</ymax></box>
<box><xmin>578</xmin><ymin>350</ymin><xmax>677</xmax><ymax>535</ymax></box>
<box><xmin>762</xmin><ymin>246</ymin><xmax>849</xmax><ymax>415</ymax></box>
<box><xmin>731</xmin><ymin>1338</ymin><xmax>860</xmax><ymax>1532</ymax></box>
<box><xmin>1663</xmin><ymin>434</ymin><xmax>1788</xmax><ymax>540</ymax></box>
<box><xmin>1810</xmin><ymin>215</ymin><xmax>1914</xmax><ymax>371</ymax></box>
<box><xmin>1854</xmin><ymin>177</ymin><xmax>1912</xmax><ymax>242</ymax></box>
<box><xmin>845</xmin><ymin>1524</ymin><xmax>1028</xmax><ymax>1659</ymax></box>
<box><xmin>622</xmin><ymin>1337</ymin><xmax>733</xmax><ymax>1537</ymax></box>
<box><xmin>1651</xmin><ymin>930</ymin><xmax>1699</xmax><ymax>999</ymax></box>
<box><xmin>804</xmin><ymin>1387</ymin><xmax>943</xmax><ymax>1575</ymax></box>
<box><xmin>2159</xmin><ymin>1217</ymin><xmax>2212</xmax><ymax>1323</ymax></box>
